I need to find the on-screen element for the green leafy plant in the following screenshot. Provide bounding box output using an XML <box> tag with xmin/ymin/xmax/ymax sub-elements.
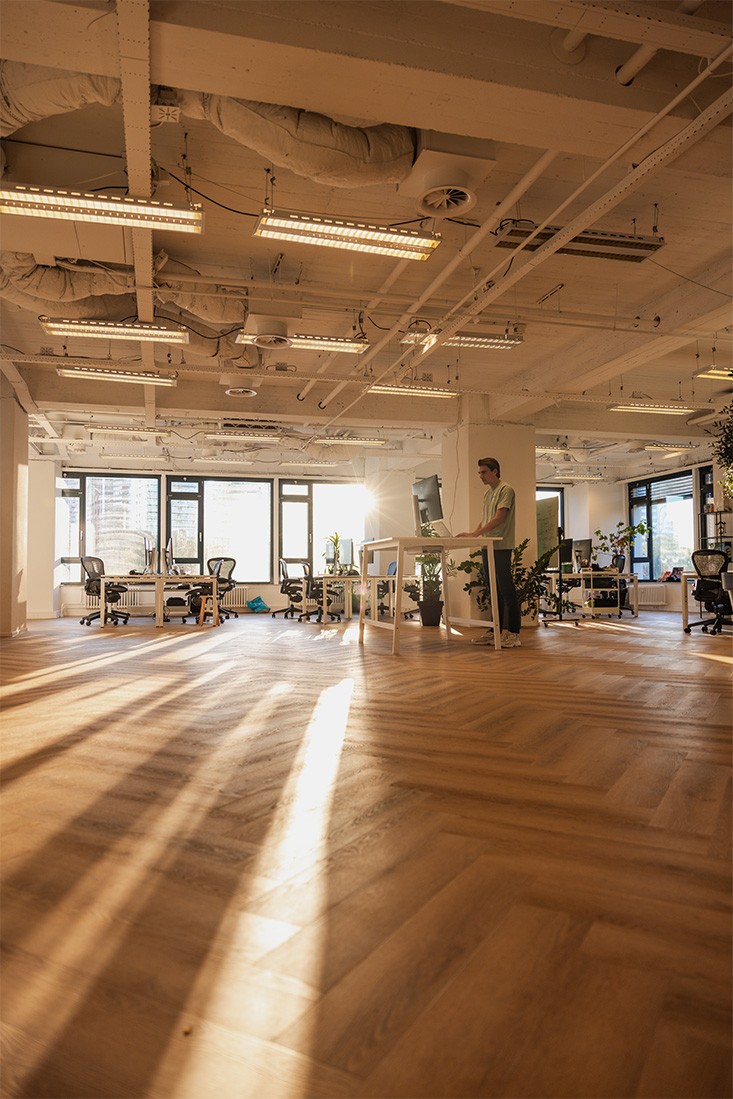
<box><xmin>711</xmin><ymin>402</ymin><xmax>733</xmax><ymax>501</ymax></box>
<box><xmin>454</xmin><ymin>538</ymin><xmax>562</xmax><ymax>620</ymax></box>
<box><xmin>592</xmin><ymin>520</ymin><xmax>649</xmax><ymax>561</ymax></box>
<box><xmin>414</xmin><ymin>522</ymin><xmax>442</xmax><ymax>603</ymax></box>
<box><xmin>324</xmin><ymin>531</ymin><xmax>341</xmax><ymax>574</ymax></box>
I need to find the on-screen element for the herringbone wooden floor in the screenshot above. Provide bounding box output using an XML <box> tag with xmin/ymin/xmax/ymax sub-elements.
<box><xmin>1</xmin><ymin>612</ymin><xmax>731</xmax><ymax>1099</ymax></box>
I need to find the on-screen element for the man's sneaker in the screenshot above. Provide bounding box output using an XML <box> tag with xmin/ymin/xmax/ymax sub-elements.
<box><xmin>471</xmin><ymin>629</ymin><xmax>496</xmax><ymax>646</ymax></box>
<box><xmin>501</xmin><ymin>630</ymin><xmax>521</xmax><ymax>648</ymax></box>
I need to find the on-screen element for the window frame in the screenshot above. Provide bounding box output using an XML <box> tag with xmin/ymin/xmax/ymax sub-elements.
<box><xmin>627</xmin><ymin>469</ymin><xmax>695</xmax><ymax>580</ymax></box>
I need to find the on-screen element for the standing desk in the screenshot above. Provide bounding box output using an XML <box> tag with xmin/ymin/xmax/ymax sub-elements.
<box><xmin>359</xmin><ymin>536</ymin><xmax>501</xmax><ymax>654</ymax></box>
<box><xmin>100</xmin><ymin>573</ymin><xmax>218</xmax><ymax>628</ymax></box>
<box><xmin>543</xmin><ymin>570</ymin><xmax>639</xmax><ymax>620</ymax></box>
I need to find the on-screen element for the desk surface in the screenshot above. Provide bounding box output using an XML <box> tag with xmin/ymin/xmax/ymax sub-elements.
<box><xmin>364</xmin><ymin>536</ymin><xmax>500</xmax><ymax>552</ymax></box>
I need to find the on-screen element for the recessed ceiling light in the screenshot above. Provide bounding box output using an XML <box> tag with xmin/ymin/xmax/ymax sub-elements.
<box><xmin>225</xmin><ymin>387</ymin><xmax>258</xmax><ymax>397</ymax></box>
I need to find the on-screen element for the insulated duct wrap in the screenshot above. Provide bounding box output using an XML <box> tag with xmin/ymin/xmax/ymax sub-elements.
<box><xmin>176</xmin><ymin>91</ymin><xmax>415</xmax><ymax>187</ymax></box>
<box><xmin>0</xmin><ymin>62</ymin><xmax>120</xmax><ymax>136</ymax></box>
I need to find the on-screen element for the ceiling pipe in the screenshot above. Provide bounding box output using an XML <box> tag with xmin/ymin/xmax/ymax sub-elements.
<box><xmin>314</xmin><ymin>148</ymin><xmax>558</xmax><ymax>411</ymax></box>
<box><xmin>315</xmin><ymin>42</ymin><xmax>733</xmax><ymax>426</ymax></box>
<box><xmin>616</xmin><ymin>0</ymin><xmax>704</xmax><ymax>86</ymax></box>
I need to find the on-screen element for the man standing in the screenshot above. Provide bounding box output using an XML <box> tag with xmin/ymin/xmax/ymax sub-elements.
<box><xmin>458</xmin><ymin>456</ymin><xmax>521</xmax><ymax>648</ymax></box>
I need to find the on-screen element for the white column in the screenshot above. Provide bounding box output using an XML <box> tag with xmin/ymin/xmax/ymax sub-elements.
<box><xmin>441</xmin><ymin>396</ymin><xmax>536</xmax><ymax>622</ymax></box>
<box><xmin>0</xmin><ymin>376</ymin><xmax>29</xmax><ymax>636</ymax></box>
<box><xmin>28</xmin><ymin>460</ymin><xmax>60</xmax><ymax>619</ymax></box>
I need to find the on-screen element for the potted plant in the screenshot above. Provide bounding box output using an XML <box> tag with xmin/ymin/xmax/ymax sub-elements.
<box><xmin>711</xmin><ymin>402</ymin><xmax>733</xmax><ymax>504</ymax></box>
<box><xmin>592</xmin><ymin>520</ymin><xmax>649</xmax><ymax>565</ymax></box>
<box><xmin>324</xmin><ymin>531</ymin><xmax>342</xmax><ymax>574</ymax></box>
<box><xmin>455</xmin><ymin>538</ymin><xmax>563</xmax><ymax>620</ymax></box>
<box><xmin>407</xmin><ymin>523</ymin><xmax>443</xmax><ymax>625</ymax></box>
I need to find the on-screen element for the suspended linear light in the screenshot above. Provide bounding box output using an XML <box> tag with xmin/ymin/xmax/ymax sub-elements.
<box><xmin>90</xmin><ymin>425</ymin><xmax>171</xmax><ymax>438</ymax></box>
<box><xmin>205</xmin><ymin>431</ymin><xmax>282</xmax><ymax>442</ymax></box>
<box><xmin>313</xmin><ymin>436</ymin><xmax>387</xmax><ymax>447</ymax></box>
<box><xmin>195</xmin><ymin>456</ymin><xmax>254</xmax><ymax>464</ymax></box>
<box><xmin>552</xmin><ymin>473</ymin><xmax>604</xmax><ymax>481</ymax></box>
<box><xmin>535</xmin><ymin>446</ymin><xmax>569</xmax><ymax>454</ymax></box>
<box><xmin>56</xmin><ymin>366</ymin><xmax>178</xmax><ymax>386</ymax></box>
<box><xmin>253</xmin><ymin>208</ymin><xmax>441</xmax><ymax>261</ymax></box>
<box><xmin>282</xmin><ymin>460</ymin><xmax>340</xmax><ymax>467</ymax></box>
<box><xmin>369</xmin><ymin>383</ymin><xmax>457</xmax><ymax>398</ymax></box>
<box><xmin>235</xmin><ymin>331</ymin><xmax>369</xmax><ymax>353</ymax></box>
<box><xmin>0</xmin><ymin>183</ymin><xmax>203</xmax><ymax>232</ymax></box>
<box><xmin>609</xmin><ymin>403</ymin><xmax>694</xmax><ymax>415</ymax></box>
<box><xmin>41</xmin><ymin>317</ymin><xmax>189</xmax><ymax>343</ymax></box>
<box><xmin>695</xmin><ymin>368</ymin><xmax>733</xmax><ymax>380</ymax></box>
<box><xmin>644</xmin><ymin>442</ymin><xmax>697</xmax><ymax>451</ymax></box>
<box><xmin>401</xmin><ymin>330</ymin><xmax>522</xmax><ymax>349</ymax></box>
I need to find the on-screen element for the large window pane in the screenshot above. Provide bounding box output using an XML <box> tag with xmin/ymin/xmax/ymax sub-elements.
<box><xmin>651</xmin><ymin>498</ymin><xmax>694</xmax><ymax>575</ymax></box>
<box><xmin>85</xmin><ymin>476</ymin><xmax>159</xmax><ymax>573</ymax></box>
<box><xmin>281</xmin><ymin>500</ymin><xmax>309</xmax><ymax>559</ymax></box>
<box><xmin>170</xmin><ymin>499</ymin><xmax>200</xmax><ymax>563</ymax></box>
<box><xmin>628</xmin><ymin>471</ymin><xmax>694</xmax><ymax>580</ymax></box>
<box><xmin>313</xmin><ymin>483</ymin><xmax>369</xmax><ymax>570</ymax></box>
<box><xmin>204</xmin><ymin>480</ymin><xmax>272</xmax><ymax>582</ymax></box>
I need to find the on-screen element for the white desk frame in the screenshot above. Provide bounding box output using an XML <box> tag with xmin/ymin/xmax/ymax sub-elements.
<box><xmin>100</xmin><ymin>574</ymin><xmax>218</xmax><ymax>628</ymax></box>
<box><xmin>544</xmin><ymin>571</ymin><xmax>639</xmax><ymax>620</ymax></box>
<box><xmin>302</xmin><ymin>575</ymin><xmax>357</xmax><ymax>622</ymax></box>
<box><xmin>359</xmin><ymin>536</ymin><xmax>501</xmax><ymax>654</ymax></box>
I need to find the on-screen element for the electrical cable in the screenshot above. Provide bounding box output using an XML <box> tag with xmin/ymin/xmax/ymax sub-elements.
<box><xmin>646</xmin><ymin>258</ymin><xmax>733</xmax><ymax>298</ymax></box>
<box><xmin>164</xmin><ymin>170</ymin><xmax>259</xmax><ymax>217</ymax></box>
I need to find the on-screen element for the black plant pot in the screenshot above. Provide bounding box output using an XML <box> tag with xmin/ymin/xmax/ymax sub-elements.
<box><xmin>418</xmin><ymin>599</ymin><xmax>444</xmax><ymax>626</ymax></box>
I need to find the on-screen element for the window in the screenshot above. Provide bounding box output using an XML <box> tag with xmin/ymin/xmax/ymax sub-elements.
<box><xmin>61</xmin><ymin>472</ymin><xmax>159</xmax><ymax>581</ymax></box>
<box><xmin>203</xmin><ymin>479</ymin><xmax>272</xmax><ymax>582</ymax></box>
<box><xmin>536</xmin><ymin>487</ymin><xmax>565</xmax><ymax>532</ymax></box>
<box><xmin>279</xmin><ymin>480</ymin><xmax>371</xmax><ymax>574</ymax></box>
<box><xmin>628</xmin><ymin>471</ymin><xmax>694</xmax><ymax>580</ymax></box>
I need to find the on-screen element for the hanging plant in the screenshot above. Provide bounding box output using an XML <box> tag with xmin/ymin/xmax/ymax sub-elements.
<box><xmin>711</xmin><ymin>402</ymin><xmax>733</xmax><ymax>501</ymax></box>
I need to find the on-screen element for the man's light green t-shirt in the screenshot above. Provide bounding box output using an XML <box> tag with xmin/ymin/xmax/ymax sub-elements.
<box><xmin>481</xmin><ymin>481</ymin><xmax>516</xmax><ymax>550</ymax></box>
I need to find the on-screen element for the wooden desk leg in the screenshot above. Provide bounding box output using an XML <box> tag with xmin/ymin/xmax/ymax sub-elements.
<box><xmin>100</xmin><ymin>577</ymin><xmax>107</xmax><ymax>628</ymax></box>
<box><xmin>358</xmin><ymin>561</ymin><xmax>367</xmax><ymax>643</ymax></box>
<box><xmin>484</xmin><ymin>547</ymin><xmax>502</xmax><ymax>651</ymax></box>
<box><xmin>393</xmin><ymin>552</ymin><xmax>405</xmax><ymax>654</ymax></box>
<box><xmin>154</xmin><ymin>578</ymin><xmax>164</xmax><ymax>627</ymax></box>
<box><xmin>441</xmin><ymin>548</ymin><xmax>454</xmax><ymax>640</ymax></box>
<box><xmin>212</xmin><ymin>579</ymin><xmax>220</xmax><ymax>626</ymax></box>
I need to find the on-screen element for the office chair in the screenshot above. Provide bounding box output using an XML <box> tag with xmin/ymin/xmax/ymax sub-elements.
<box><xmin>186</xmin><ymin>558</ymin><xmax>224</xmax><ymax>623</ymax></box>
<box><xmin>209</xmin><ymin>557</ymin><xmax>238</xmax><ymax>619</ymax></box>
<box><xmin>684</xmin><ymin>549</ymin><xmax>732</xmax><ymax>635</ymax></box>
<box><xmin>80</xmin><ymin>556</ymin><xmax>130</xmax><ymax>626</ymax></box>
<box><xmin>299</xmin><ymin>563</ymin><xmax>341</xmax><ymax>622</ymax></box>
<box><xmin>272</xmin><ymin>559</ymin><xmax>306</xmax><ymax>618</ymax></box>
<box><xmin>608</xmin><ymin>553</ymin><xmax>632</xmax><ymax>616</ymax></box>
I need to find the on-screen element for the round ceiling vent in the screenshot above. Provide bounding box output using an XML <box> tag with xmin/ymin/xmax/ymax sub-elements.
<box><xmin>225</xmin><ymin>386</ymin><xmax>257</xmax><ymax>397</ymax></box>
<box><xmin>417</xmin><ymin>184</ymin><xmax>476</xmax><ymax>218</ymax></box>
<box><xmin>250</xmin><ymin>333</ymin><xmax>292</xmax><ymax>349</ymax></box>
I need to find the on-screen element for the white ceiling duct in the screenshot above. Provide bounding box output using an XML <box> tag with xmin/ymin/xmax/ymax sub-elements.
<box><xmin>175</xmin><ymin>91</ymin><xmax>415</xmax><ymax>187</ymax></box>
<box><xmin>0</xmin><ymin>61</ymin><xmax>120</xmax><ymax>136</ymax></box>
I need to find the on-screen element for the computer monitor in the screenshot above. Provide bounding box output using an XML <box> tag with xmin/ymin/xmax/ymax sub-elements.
<box><xmin>411</xmin><ymin>475</ymin><xmax>443</xmax><ymax>530</ymax></box>
<box><xmin>164</xmin><ymin>537</ymin><xmax>175</xmax><ymax>574</ymax></box>
<box><xmin>340</xmin><ymin>538</ymin><xmax>353</xmax><ymax>567</ymax></box>
<box><xmin>142</xmin><ymin>534</ymin><xmax>155</xmax><ymax>573</ymax></box>
<box><xmin>573</xmin><ymin>538</ymin><xmax>593</xmax><ymax>568</ymax></box>
<box><xmin>558</xmin><ymin>537</ymin><xmax>573</xmax><ymax>569</ymax></box>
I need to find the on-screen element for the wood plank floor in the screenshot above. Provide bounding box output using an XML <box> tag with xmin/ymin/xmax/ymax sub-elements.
<box><xmin>1</xmin><ymin>612</ymin><xmax>731</xmax><ymax>1099</ymax></box>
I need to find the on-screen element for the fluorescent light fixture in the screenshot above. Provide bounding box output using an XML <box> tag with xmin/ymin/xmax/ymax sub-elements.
<box><xmin>314</xmin><ymin>436</ymin><xmax>387</xmax><ymax>447</ymax></box>
<box><xmin>90</xmin><ymin>425</ymin><xmax>171</xmax><ymax>438</ymax></box>
<box><xmin>695</xmin><ymin>368</ymin><xmax>733</xmax><ymax>380</ymax></box>
<box><xmin>0</xmin><ymin>183</ymin><xmax>203</xmax><ymax>232</ymax></box>
<box><xmin>495</xmin><ymin>222</ymin><xmax>664</xmax><ymax>263</ymax></box>
<box><xmin>282</xmin><ymin>460</ymin><xmax>340</xmax><ymax>467</ymax></box>
<box><xmin>609</xmin><ymin>403</ymin><xmax>694</xmax><ymax>415</ymax></box>
<box><xmin>205</xmin><ymin>431</ymin><xmax>282</xmax><ymax>442</ymax></box>
<box><xmin>253</xmin><ymin>208</ymin><xmax>441</xmax><ymax>261</ymax></box>
<box><xmin>56</xmin><ymin>366</ymin><xmax>178</xmax><ymax>386</ymax></box>
<box><xmin>369</xmin><ymin>383</ymin><xmax>457</xmax><ymax>398</ymax></box>
<box><xmin>644</xmin><ymin>442</ymin><xmax>697</xmax><ymax>451</ymax></box>
<box><xmin>195</xmin><ymin>456</ymin><xmax>254</xmax><ymax>464</ymax></box>
<box><xmin>553</xmin><ymin>473</ymin><xmax>604</xmax><ymax>481</ymax></box>
<box><xmin>235</xmin><ymin>331</ymin><xmax>368</xmax><ymax>353</ymax></box>
<box><xmin>41</xmin><ymin>317</ymin><xmax>189</xmax><ymax>343</ymax></box>
<box><xmin>535</xmin><ymin>446</ymin><xmax>569</xmax><ymax>454</ymax></box>
<box><xmin>401</xmin><ymin>330</ymin><xmax>522</xmax><ymax>349</ymax></box>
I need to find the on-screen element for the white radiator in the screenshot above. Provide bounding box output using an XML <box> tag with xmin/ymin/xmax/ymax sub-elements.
<box><xmin>85</xmin><ymin>590</ymin><xmax>140</xmax><ymax>609</ymax></box>
<box><xmin>220</xmin><ymin>584</ymin><xmax>247</xmax><ymax>609</ymax></box>
<box><xmin>637</xmin><ymin>585</ymin><xmax>666</xmax><ymax>607</ymax></box>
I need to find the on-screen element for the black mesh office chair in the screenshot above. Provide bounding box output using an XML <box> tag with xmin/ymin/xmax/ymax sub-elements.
<box><xmin>186</xmin><ymin>558</ymin><xmax>224</xmax><ymax>622</ymax></box>
<box><xmin>80</xmin><ymin>556</ymin><xmax>129</xmax><ymax>626</ymax></box>
<box><xmin>299</xmin><ymin>564</ymin><xmax>341</xmax><ymax>622</ymax></box>
<box><xmin>272</xmin><ymin>559</ymin><xmax>306</xmax><ymax>618</ymax></box>
<box><xmin>684</xmin><ymin>549</ymin><xmax>732</xmax><ymax>635</ymax></box>
<box><xmin>377</xmin><ymin>561</ymin><xmax>398</xmax><ymax>615</ymax></box>
<box><xmin>210</xmin><ymin>557</ymin><xmax>237</xmax><ymax>619</ymax></box>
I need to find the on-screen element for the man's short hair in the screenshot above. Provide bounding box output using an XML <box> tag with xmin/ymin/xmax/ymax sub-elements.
<box><xmin>478</xmin><ymin>457</ymin><xmax>500</xmax><ymax>475</ymax></box>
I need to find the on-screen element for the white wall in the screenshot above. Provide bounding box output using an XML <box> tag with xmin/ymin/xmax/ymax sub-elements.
<box><xmin>0</xmin><ymin>379</ymin><xmax>28</xmax><ymax>636</ymax></box>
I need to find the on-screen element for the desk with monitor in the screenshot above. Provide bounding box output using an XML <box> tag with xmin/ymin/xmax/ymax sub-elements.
<box><xmin>359</xmin><ymin>535</ymin><xmax>501</xmax><ymax>654</ymax></box>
